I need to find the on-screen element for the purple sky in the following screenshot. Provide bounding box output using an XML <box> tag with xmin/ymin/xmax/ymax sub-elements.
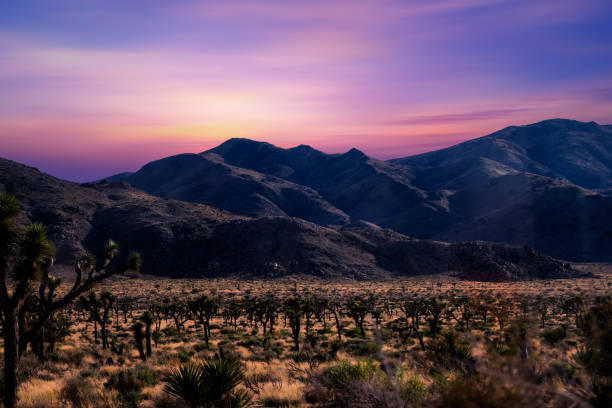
<box><xmin>1</xmin><ymin>0</ymin><xmax>612</xmax><ymax>181</ymax></box>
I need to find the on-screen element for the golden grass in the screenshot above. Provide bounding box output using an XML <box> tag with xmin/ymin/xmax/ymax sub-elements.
<box><xmin>7</xmin><ymin>266</ymin><xmax>612</xmax><ymax>407</ymax></box>
<box><xmin>17</xmin><ymin>378</ymin><xmax>62</xmax><ymax>408</ymax></box>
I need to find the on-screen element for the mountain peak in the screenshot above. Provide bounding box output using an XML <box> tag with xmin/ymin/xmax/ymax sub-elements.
<box><xmin>343</xmin><ymin>147</ymin><xmax>368</xmax><ymax>159</ymax></box>
<box><xmin>290</xmin><ymin>144</ymin><xmax>316</xmax><ymax>152</ymax></box>
<box><xmin>523</xmin><ymin>118</ymin><xmax>602</xmax><ymax>131</ymax></box>
<box><xmin>204</xmin><ymin>138</ymin><xmax>274</xmax><ymax>155</ymax></box>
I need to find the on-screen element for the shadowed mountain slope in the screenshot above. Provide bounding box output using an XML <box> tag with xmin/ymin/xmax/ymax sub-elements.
<box><xmin>108</xmin><ymin>153</ymin><xmax>349</xmax><ymax>225</ymax></box>
<box><xmin>193</xmin><ymin>119</ymin><xmax>612</xmax><ymax>262</ymax></box>
<box><xmin>0</xmin><ymin>157</ymin><xmax>579</xmax><ymax>281</ymax></box>
<box><xmin>393</xmin><ymin>119</ymin><xmax>612</xmax><ymax>190</ymax></box>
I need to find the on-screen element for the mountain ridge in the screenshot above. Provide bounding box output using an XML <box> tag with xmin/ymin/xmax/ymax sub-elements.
<box><xmin>107</xmin><ymin>119</ymin><xmax>612</xmax><ymax>262</ymax></box>
<box><xmin>0</xmin><ymin>157</ymin><xmax>579</xmax><ymax>281</ymax></box>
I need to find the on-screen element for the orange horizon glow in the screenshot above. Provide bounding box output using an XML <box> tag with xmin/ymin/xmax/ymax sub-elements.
<box><xmin>1</xmin><ymin>0</ymin><xmax>612</xmax><ymax>181</ymax></box>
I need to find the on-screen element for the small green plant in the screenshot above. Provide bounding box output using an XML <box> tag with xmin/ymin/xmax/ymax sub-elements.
<box><xmin>177</xmin><ymin>347</ymin><xmax>195</xmax><ymax>362</ymax></box>
<box><xmin>325</xmin><ymin>360</ymin><xmax>378</xmax><ymax>388</ymax></box>
<box><xmin>163</xmin><ymin>355</ymin><xmax>252</xmax><ymax>408</ymax></box>
<box><xmin>542</xmin><ymin>326</ymin><xmax>566</xmax><ymax>345</ymax></box>
<box><xmin>399</xmin><ymin>372</ymin><xmax>427</xmax><ymax>403</ymax></box>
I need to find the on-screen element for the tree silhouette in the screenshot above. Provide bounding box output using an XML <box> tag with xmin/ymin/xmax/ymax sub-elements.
<box><xmin>132</xmin><ymin>321</ymin><xmax>147</xmax><ymax>361</ymax></box>
<box><xmin>284</xmin><ymin>297</ymin><xmax>304</xmax><ymax>351</ymax></box>
<box><xmin>189</xmin><ymin>295</ymin><xmax>219</xmax><ymax>345</ymax></box>
<box><xmin>80</xmin><ymin>290</ymin><xmax>117</xmax><ymax>350</ymax></box>
<box><xmin>0</xmin><ymin>193</ymin><xmax>141</xmax><ymax>408</ymax></box>
<box><xmin>140</xmin><ymin>310</ymin><xmax>155</xmax><ymax>357</ymax></box>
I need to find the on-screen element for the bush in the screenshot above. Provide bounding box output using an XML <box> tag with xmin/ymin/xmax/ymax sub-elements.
<box><xmin>237</xmin><ymin>335</ymin><xmax>263</xmax><ymax>348</ymax></box>
<box><xmin>177</xmin><ymin>347</ymin><xmax>195</xmax><ymax>363</ymax></box>
<box><xmin>343</xmin><ymin>339</ymin><xmax>381</xmax><ymax>356</ymax></box>
<box><xmin>437</xmin><ymin>374</ymin><xmax>541</xmax><ymax>408</ymax></box>
<box><xmin>542</xmin><ymin>326</ymin><xmax>566</xmax><ymax>345</ymax></box>
<box><xmin>343</xmin><ymin>327</ymin><xmax>364</xmax><ymax>338</ymax></box>
<box><xmin>61</xmin><ymin>376</ymin><xmax>120</xmax><ymax>408</ymax></box>
<box><xmin>324</xmin><ymin>360</ymin><xmax>379</xmax><ymax>389</ymax></box>
<box><xmin>106</xmin><ymin>370</ymin><xmax>144</xmax><ymax>396</ymax></box>
<box><xmin>133</xmin><ymin>365</ymin><xmax>158</xmax><ymax>387</ymax></box>
<box><xmin>399</xmin><ymin>372</ymin><xmax>427</xmax><ymax>403</ymax></box>
<box><xmin>163</xmin><ymin>355</ymin><xmax>252</xmax><ymax>408</ymax></box>
<box><xmin>427</xmin><ymin>331</ymin><xmax>474</xmax><ymax>373</ymax></box>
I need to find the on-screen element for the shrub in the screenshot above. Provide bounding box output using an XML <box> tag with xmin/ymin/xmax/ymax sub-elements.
<box><xmin>163</xmin><ymin>355</ymin><xmax>252</xmax><ymax>408</ymax></box>
<box><xmin>61</xmin><ymin>376</ymin><xmax>120</xmax><ymax>408</ymax></box>
<box><xmin>163</xmin><ymin>363</ymin><xmax>205</xmax><ymax>408</ymax></box>
<box><xmin>104</xmin><ymin>366</ymin><xmax>157</xmax><ymax>407</ymax></box>
<box><xmin>399</xmin><ymin>372</ymin><xmax>427</xmax><ymax>403</ymax></box>
<box><xmin>324</xmin><ymin>360</ymin><xmax>379</xmax><ymax>389</ymax></box>
<box><xmin>106</xmin><ymin>370</ymin><xmax>144</xmax><ymax>396</ymax></box>
<box><xmin>177</xmin><ymin>347</ymin><xmax>195</xmax><ymax>363</ymax></box>
<box><xmin>343</xmin><ymin>327</ymin><xmax>363</xmax><ymax>338</ymax></box>
<box><xmin>343</xmin><ymin>339</ymin><xmax>381</xmax><ymax>356</ymax></box>
<box><xmin>427</xmin><ymin>331</ymin><xmax>474</xmax><ymax>373</ymax></box>
<box><xmin>133</xmin><ymin>364</ymin><xmax>158</xmax><ymax>387</ymax></box>
<box><xmin>542</xmin><ymin>326</ymin><xmax>566</xmax><ymax>345</ymax></box>
<box><xmin>438</xmin><ymin>374</ymin><xmax>540</xmax><ymax>408</ymax></box>
<box><xmin>547</xmin><ymin>361</ymin><xmax>577</xmax><ymax>382</ymax></box>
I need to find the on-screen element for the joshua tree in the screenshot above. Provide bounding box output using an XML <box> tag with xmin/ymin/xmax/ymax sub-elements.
<box><xmin>284</xmin><ymin>297</ymin><xmax>304</xmax><ymax>351</ymax></box>
<box><xmin>346</xmin><ymin>296</ymin><xmax>372</xmax><ymax>337</ymax></box>
<box><xmin>140</xmin><ymin>310</ymin><xmax>155</xmax><ymax>357</ymax></box>
<box><xmin>572</xmin><ymin>295</ymin><xmax>612</xmax><ymax>407</ymax></box>
<box><xmin>476</xmin><ymin>298</ymin><xmax>491</xmax><ymax>326</ymax></box>
<box><xmin>537</xmin><ymin>300</ymin><xmax>549</xmax><ymax>328</ymax></box>
<box><xmin>189</xmin><ymin>295</ymin><xmax>219</xmax><ymax>345</ymax></box>
<box><xmin>132</xmin><ymin>321</ymin><xmax>147</xmax><ymax>361</ymax></box>
<box><xmin>168</xmin><ymin>300</ymin><xmax>190</xmax><ymax>333</ymax></box>
<box><xmin>493</xmin><ymin>300</ymin><xmax>511</xmax><ymax>331</ymax></box>
<box><xmin>328</xmin><ymin>299</ymin><xmax>344</xmax><ymax>341</ymax></box>
<box><xmin>120</xmin><ymin>298</ymin><xmax>132</xmax><ymax>324</ymax></box>
<box><xmin>459</xmin><ymin>296</ymin><xmax>476</xmax><ymax>330</ymax></box>
<box><xmin>302</xmin><ymin>297</ymin><xmax>317</xmax><ymax>338</ymax></box>
<box><xmin>43</xmin><ymin>311</ymin><xmax>72</xmax><ymax>356</ymax></box>
<box><xmin>260</xmin><ymin>296</ymin><xmax>279</xmax><ymax>334</ymax></box>
<box><xmin>223</xmin><ymin>298</ymin><xmax>242</xmax><ymax>329</ymax></box>
<box><xmin>427</xmin><ymin>296</ymin><xmax>448</xmax><ymax>340</ymax></box>
<box><xmin>562</xmin><ymin>294</ymin><xmax>585</xmax><ymax>326</ymax></box>
<box><xmin>0</xmin><ymin>193</ymin><xmax>141</xmax><ymax>408</ymax></box>
<box><xmin>80</xmin><ymin>290</ymin><xmax>117</xmax><ymax>350</ymax></box>
<box><xmin>150</xmin><ymin>303</ymin><xmax>164</xmax><ymax>332</ymax></box>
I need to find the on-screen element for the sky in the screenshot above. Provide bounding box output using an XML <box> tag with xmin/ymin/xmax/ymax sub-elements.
<box><xmin>1</xmin><ymin>0</ymin><xmax>612</xmax><ymax>182</ymax></box>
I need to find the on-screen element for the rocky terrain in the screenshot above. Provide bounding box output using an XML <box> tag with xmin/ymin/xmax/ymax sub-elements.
<box><xmin>111</xmin><ymin>119</ymin><xmax>612</xmax><ymax>262</ymax></box>
<box><xmin>0</xmin><ymin>157</ymin><xmax>579</xmax><ymax>281</ymax></box>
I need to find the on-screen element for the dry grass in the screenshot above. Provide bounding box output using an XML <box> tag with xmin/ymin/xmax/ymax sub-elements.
<box><xmin>5</xmin><ymin>266</ymin><xmax>611</xmax><ymax>407</ymax></box>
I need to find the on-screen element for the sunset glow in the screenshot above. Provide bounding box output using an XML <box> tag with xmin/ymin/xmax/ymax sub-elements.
<box><xmin>1</xmin><ymin>0</ymin><xmax>612</xmax><ymax>181</ymax></box>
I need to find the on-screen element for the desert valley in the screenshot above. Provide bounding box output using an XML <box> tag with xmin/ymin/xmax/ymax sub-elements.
<box><xmin>2</xmin><ymin>1</ymin><xmax>612</xmax><ymax>406</ymax></box>
<box><xmin>1</xmin><ymin>119</ymin><xmax>611</xmax><ymax>407</ymax></box>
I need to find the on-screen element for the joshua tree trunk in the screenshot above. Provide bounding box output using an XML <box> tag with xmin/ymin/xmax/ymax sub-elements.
<box><xmin>332</xmin><ymin>309</ymin><xmax>342</xmax><ymax>341</ymax></box>
<box><xmin>3</xmin><ymin>310</ymin><xmax>18</xmax><ymax>408</ymax></box>
<box><xmin>145</xmin><ymin>323</ymin><xmax>152</xmax><ymax>357</ymax></box>
<box><xmin>101</xmin><ymin>322</ymin><xmax>108</xmax><ymax>349</ymax></box>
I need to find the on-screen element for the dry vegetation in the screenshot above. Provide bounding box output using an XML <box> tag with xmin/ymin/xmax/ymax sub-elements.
<box><xmin>3</xmin><ymin>264</ymin><xmax>612</xmax><ymax>408</ymax></box>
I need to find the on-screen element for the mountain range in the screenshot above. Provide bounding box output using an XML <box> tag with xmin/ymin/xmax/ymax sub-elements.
<box><xmin>1</xmin><ymin>118</ymin><xmax>609</xmax><ymax>281</ymax></box>
<box><xmin>0</xmin><ymin>156</ymin><xmax>577</xmax><ymax>281</ymax></box>
<box><xmin>109</xmin><ymin>119</ymin><xmax>612</xmax><ymax>262</ymax></box>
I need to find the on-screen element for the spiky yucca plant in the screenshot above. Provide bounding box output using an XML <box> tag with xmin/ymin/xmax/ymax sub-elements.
<box><xmin>163</xmin><ymin>355</ymin><xmax>252</xmax><ymax>408</ymax></box>
<box><xmin>164</xmin><ymin>363</ymin><xmax>205</xmax><ymax>408</ymax></box>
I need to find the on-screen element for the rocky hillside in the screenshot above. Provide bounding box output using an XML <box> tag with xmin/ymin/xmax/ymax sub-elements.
<box><xmin>110</xmin><ymin>119</ymin><xmax>612</xmax><ymax>262</ymax></box>
<box><xmin>0</xmin><ymin>158</ymin><xmax>579</xmax><ymax>281</ymax></box>
<box><xmin>393</xmin><ymin>119</ymin><xmax>612</xmax><ymax>190</ymax></box>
